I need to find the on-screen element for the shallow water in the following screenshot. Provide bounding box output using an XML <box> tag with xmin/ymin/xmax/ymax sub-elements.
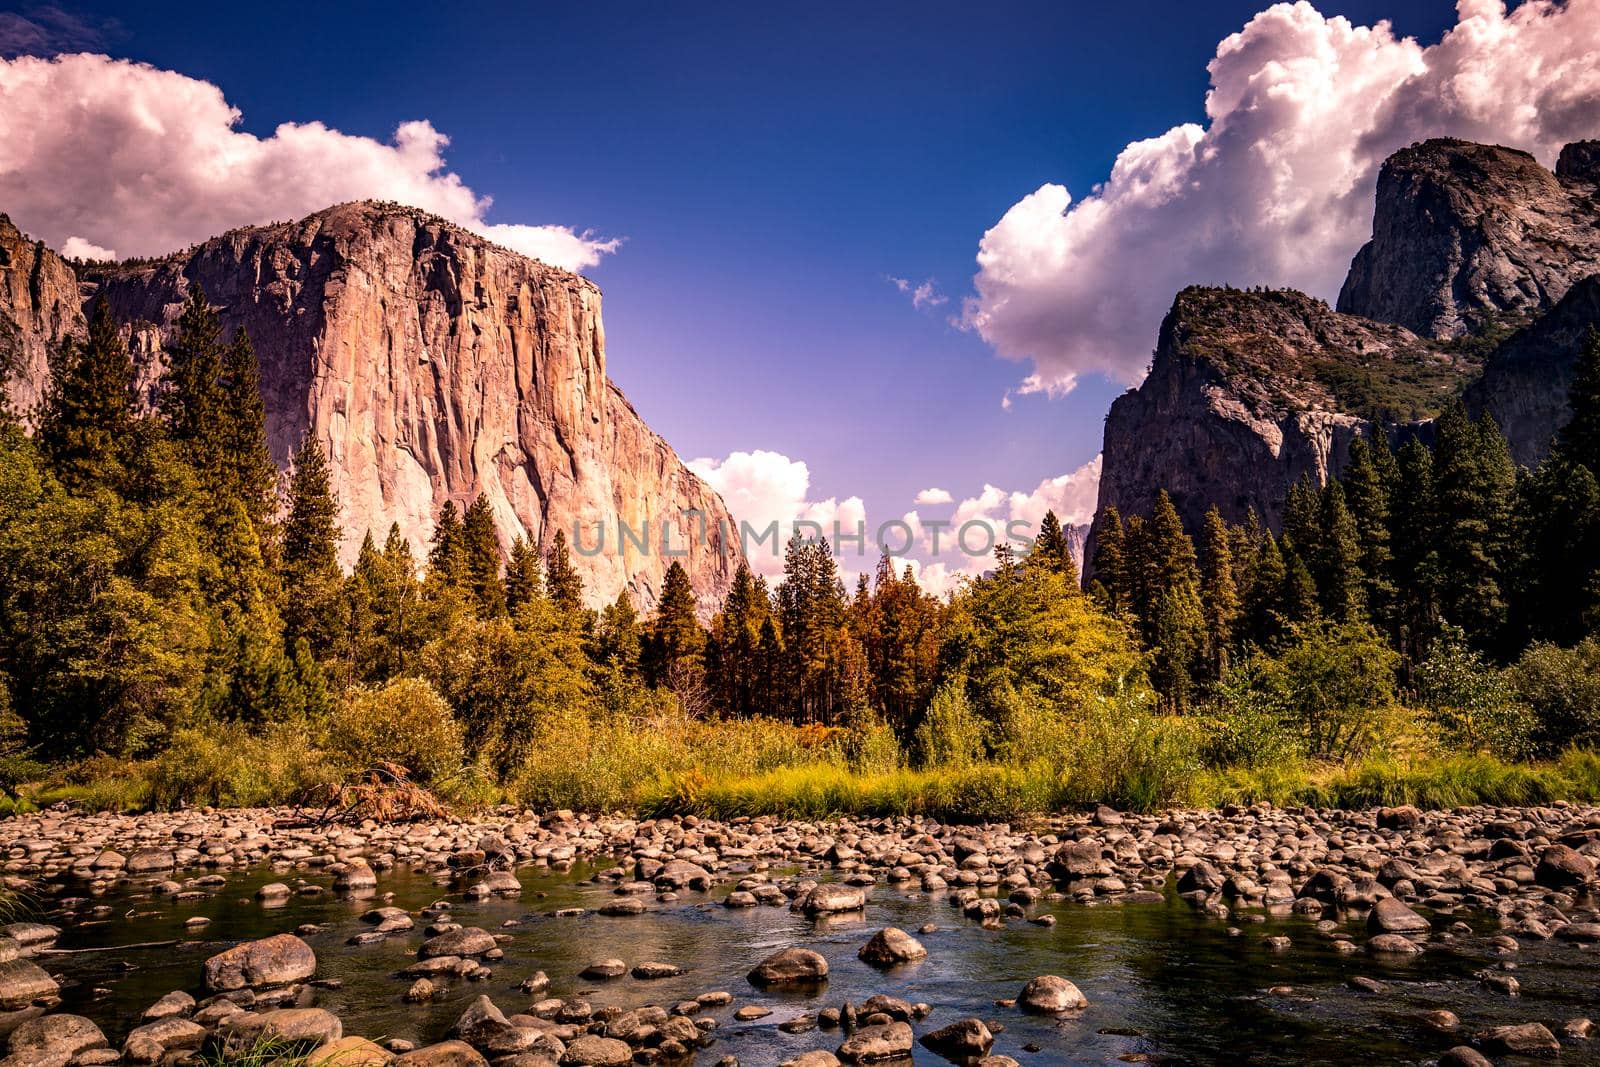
<box><xmin>33</xmin><ymin>860</ymin><xmax>1600</xmax><ymax>1065</ymax></box>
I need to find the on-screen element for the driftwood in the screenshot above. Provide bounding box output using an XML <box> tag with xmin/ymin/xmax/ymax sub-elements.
<box><xmin>39</xmin><ymin>938</ymin><xmax>181</xmax><ymax>954</ymax></box>
<box><xmin>273</xmin><ymin>762</ymin><xmax>448</xmax><ymax>829</ymax></box>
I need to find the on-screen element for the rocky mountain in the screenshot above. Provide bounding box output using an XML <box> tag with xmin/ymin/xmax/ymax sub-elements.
<box><xmin>1465</xmin><ymin>275</ymin><xmax>1600</xmax><ymax>468</ymax></box>
<box><xmin>0</xmin><ymin>214</ymin><xmax>81</xmax><ymax>418</ymax></box>
<box><xmin>1094</xmin><ymin>286</ymin><xmax>1469</xmax><ymax>538</ymax></box>
<box><xmin>1339</xmin><ymin>138</ymin><xmax>1600</xmax><ymax>339</ymax></box>
<box><xmin>1</xmin><ymin>202</ymin><xmax>740</xmax><ymax>612</ymax></box>
<box><xmin>1089</xmin><ymin>138</ymin><xmax>1600</xmax><ymax>566</ymax></box>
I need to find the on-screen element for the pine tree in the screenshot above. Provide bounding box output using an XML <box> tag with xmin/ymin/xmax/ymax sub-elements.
<box><xmin>1317</xmin><ymin>480</ymin><xmax>1365</xmax><ymax>621</ymax></box>
<box><xmin>1343</xmin><ymin>434</ymin><xmax>1396</xmax><ymax>632</ymax></box>
<box><xmin>1392</xmin><ymin>437</ymin><xmax>1441</xmax><ymax>666</ymax></box>
<box><xmin>428</xmin><ymin>501</ymin><xmax>467</xmax><ymax>586</ymax></box>
<box><xmin>708</xmin><ymin>561</ymin><xmax>768</xmax><ymax>717</ymax></box>
<box><xmin>1089</xmin><ymin>506</ymin><xmax>1127</xmax><ymax>614</ymax></box>
<box><xmin>1242</xmin><ymin>529</ymin><xmax>1289</xmax><ymax>646</ymax></box>
<box><xmin>1280</xmin><ymin>544</ymin><xmax>1320</xmax><ymax>626</ymax></box>
<box><xmin>461</xmin><ymin>493</ymin><xmax>505</xmax><ymax>618</ymax></box>
<box><xmin>36</xmin><ymin>297</ymin><xmax>133</xmax><ymax>488</ymax></box>
<box><xmin>280</xmin><ymin>436</ymin><xmax>342</xmax><ymax>653</ymax></box>
<box><xmin>1559</xmin><ymin>326</ymin><xmax>1600</xmax><ymax>474</ymax></box>
<box><xmin>218</xmin><ymin>327</ymin><xmax>279</xmax><ymax>535</ymax></box>
<box><xmin>545</xmin><ymin>529</ymin><xmax>585</xmax><ymax>615</ymax></box>
<box><xmin>161</xmin><ymin>282</ymin><xmax>226</xmax><ymax>475</ymax></box>
<box><xmin>647</xmin><ymin>561</ymin><xmax>706</xmax><ymax>692</ymax></box>
<box><xmin>1509</xmin><ymin>453</ymin><xmax>1600</xmax><ymax>645</ymax></box>
<box><xmin>503</xmin><ymin>536</ymin><xmax>545</xmax><ymax>615</ymax></box>
<box><xmin>1281</xmin><ymin>474</ymin><xmax>1323</xmax><ymax>563</ymax></box>
<box><xmin>594</xmin><ymin>592</ymin><xmax>643</xmax><ymax>681</ymax></box>
<box><xmin>1030</xmin><ymin>509</ymin><xmax>1080</xmax><ymax>589</ymax></box>
<box><xmin>1433</xmin><ymin>404</ymin><xmax>1515</xmax><ymax>647</ymax></box>
<box><xmin>1200</xmin><ymin>506</ymin><xmax>1238</xmax><ymax>679</ymax></box>
<box><xmin>1147</xmin><ymin>491</ymin><xmax>1204</xmax><ymax>707</ymax></box>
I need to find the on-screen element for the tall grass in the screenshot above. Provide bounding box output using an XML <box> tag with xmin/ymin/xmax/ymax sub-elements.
<box><xmin>22</xmin><ymin>696</ymin><xmax>1600</xmax><ymax>820</ymax></box>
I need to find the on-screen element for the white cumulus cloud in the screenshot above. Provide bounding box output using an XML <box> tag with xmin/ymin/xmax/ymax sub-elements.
<box><xmin>0</xmin><ymin>53</ymin><xmax>619</xmax><ymax>272</ymax></box>
<box><xmin>913</xmin><ymin>487</ymin><xmax>954</xmax><ymax>505</ymax></box>
<box><xmin>687</xmin><ymin>449</ymin><xmax>870</xmax><ymax>581</ymax></box>
<box><xmin>965</xmin><ymin>0</ymin><xmax>1600</xmax><ymax>396</ymax></box>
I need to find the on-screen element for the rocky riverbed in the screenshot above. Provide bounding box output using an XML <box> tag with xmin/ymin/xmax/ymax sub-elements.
<box><xmin>0</xmin><ymin>801</ymin><xmax>1595</xmax><ymax>1065</ymax></box>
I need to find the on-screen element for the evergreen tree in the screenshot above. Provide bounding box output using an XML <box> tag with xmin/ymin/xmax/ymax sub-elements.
<box><xmin>428</xmin><ymin>501</ymin><xmax>467</xmax><ymax>587</ymax></box>
<box><xmin>708</xmin><ymin>561</ymin><xmax>769</xmax><ymax>717</ymax></box>
<box><xmin>1433</xmin><ymin>404</ymin><xmax>1515</xmax><ymax>647</ymax></box>
<box><xmin>503</xmin><ymin>536</ymin><xmax>545</xmax><ymax>615</ymax></box>
<box><xmin>217</xmin><ymin>327</ymin><xmax>279</xmax><ymax>536</ymax></box>
<box><xmin>1559</xmin><ymin>326</ymin><xmax>1600</xmax><ymax>474</ymax></box>
<box><xmin>593</xmin><ymin>592</ymin><xmax>643</xmax><ymax>679</ymax></box>
<box><xmin>646</xmin><ymin>561</ymin><xmax>706</xmax><ymax>694</ymax></box>
<box><xmin>1317</xmin><ymin>480</ymin><xmax>1365</xmax><ymax>622</ymax></box>
<box><xmin>1392</xmin><ymin>437</ymin><xmax>1441</xmax><ymax>666</ymax></box>
<box><xmin>1030</xmin><ymin>509</ymin><xmax>1080</xmax><ymax>589</ymax></box>
<box><xmin>1281</xmin><ymin>474</ymin><xmax>1323</xmax><ymax>562</ymax></box>
<box><xmin>1510</xmin><ymin>453</ymin><xmax>1600</xmax><ymax>645</ymax></box>
<box><xmin>461</xmin><ymin>493</ymin><xmax>505</xmax><ymax>618</ymax></box>
<box><xmin>161</xmin><ymin>282</ymin><xmax>227</xmax><ymax>476</ymax></box>
<box><xmin>279</xmin><ymin>436</ymin><xmax>342</xmax><ymax>654</ymax></box>
<box><xmin>1199</xmin><ymin>506</ymin><xmax>1239</xmax><ymax>679</ymax></box>
<box><xmin>1280</xmin><ymin>544</ymin><xmax>1320</xmax><ymax>627</ymax></box>
<box><xmin>1343</xmin><ymin>435</ymin><xmax>1396</xmax><ymax>632</ymax></box>
<box><xmin>1242</xmin><ymin>529</ymin><xmax>1289</xmax><ymax>646</ymax></box>
<box><xmin>1089</xmin><ymin>506</ymin><xmax>1128</xmax><ymax>614</ymax></box>
<box><xmin>544</xmin><ymin>529</ymin><xmax>584</xmax><ymax>615</ymax></box>
<box><xmin>36</xmin><ymin>297</ymin><xmax>133</xmax><ymax>488</ymax></box>
<box><xmin>1146</xmin><ymin>491</ymin><xmax>1204</xmax><ymax>708</ymax></box>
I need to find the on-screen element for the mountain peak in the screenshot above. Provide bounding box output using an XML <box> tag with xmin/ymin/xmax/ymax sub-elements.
<box><xmin>1338</xmin><ymin>138</ymin><xmax>1600</xmax><ymax>339</ymax></box>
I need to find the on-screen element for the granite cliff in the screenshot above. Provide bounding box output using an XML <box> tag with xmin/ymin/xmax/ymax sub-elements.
<box><xmin>1339</xmin><ymin>139</ymin><xmax>1600</xmax><ymax>339</ymax></box>
<box><xmin>1093</xmin><ymin>286</ymin><xmax>1469</xmax><ymax>539</ymax></box>
<box><xmin>1</xmin><ymin>202</ymin><xmax>740</xmax><ymax>611</ymax></box>
<box><xmin>0</xmin><ymin>214</ymin><xmax>81</xmax><ymax>417</ymax></box>
<box><xmin>1090</xmin><ymin>138</ymin><xmax>1600</xmax><ymax>564</ymax></box>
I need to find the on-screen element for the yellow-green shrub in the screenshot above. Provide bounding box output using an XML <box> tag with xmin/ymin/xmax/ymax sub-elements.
<box><xmin>329</xmin><ymin>678</ymin><xmax>464</xmax><ymax>784</ymax></box>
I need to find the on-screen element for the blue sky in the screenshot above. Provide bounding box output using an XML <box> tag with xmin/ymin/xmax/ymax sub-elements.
<box><xmin>2</xmin><ymin>0</ymin><xmax>1479</xmax><ymax>578</ymax></box>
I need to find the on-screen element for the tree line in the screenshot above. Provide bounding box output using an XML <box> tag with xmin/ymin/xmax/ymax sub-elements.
<box><xmin>5</xmin><ymin>280</ymin><xmax>1600</xmax><ymax>794</ymax></box>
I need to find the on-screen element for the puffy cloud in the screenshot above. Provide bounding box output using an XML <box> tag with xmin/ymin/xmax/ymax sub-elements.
<box><xmin>0</xmin><ymin>53</ymin><xmax>618</xmax><ymax>272</ymax></box>
<box><xmin>1007</xmin><ymin>454</ymin><xmax>1102</xmax><ymax>532</ymax></box>
<box><xmin>965</xmin><ymin>0</ymin><xmax>1600</xmax><ymax>395</ymax></box>
<box><xmin>888</xmin><ymin>275</ymin><xmax>948</xmax><ymax>310</ymax></box>
<box><xmin>687</xmin><ymin>449</ymin><xmax>870</xmax><ymax>580</ymax></box>
<box><xmin>59</xmin><ymin>236</ymin><xmax>115</xmax><ymax>261</ymax></box>
<box><xmin>914</xmin><ymin>487</ymin><xmax>953</xmax><ymax>505</ymax></box>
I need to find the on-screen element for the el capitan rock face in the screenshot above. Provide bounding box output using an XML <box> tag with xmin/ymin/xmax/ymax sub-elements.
<box><xmin>3</xmin><ymin>201</ymin><xmax>739</xmax><ymax>611</ymax></box>
<box><xmin>1338</xmin><ymin>138</ymin><xmax>1600</xmax><ymax>339</ymax></box>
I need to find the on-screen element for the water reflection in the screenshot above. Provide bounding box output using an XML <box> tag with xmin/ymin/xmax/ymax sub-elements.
<box><xmin>34</xmin><ymin>861</ymin><xmax>1600</xmax><ymax>1066</ymax></box>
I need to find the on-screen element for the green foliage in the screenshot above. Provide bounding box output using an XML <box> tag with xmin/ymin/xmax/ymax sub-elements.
<box><xmin>1416</xmin><ymin>625</ymin><xmax>1535</xmax><ymax>758</ymax></box>
<box><xmin>1508</xmin><ymin>636</ymin><xmax>1600</xmax><ymax>755</ymax></box>
<box><xmin>422</xmin><ymin>599</ymin><xmax>590</xmax><ymax>777</ymax></box>
<box><xmin>942</xmin><ymin>549</ymin><xmax>1144</xmax><ymax>724</ymax></box>
<box><xmin>913</xmin><ymin>678</ymin><xmax>986</xmax><ymax>769</ymax></box>
<box><xmin>1239</xmin><ymin>618</ymin><xmax>1399</xmax><ymax>760</ymax></box>
<box><xmin>330</xmin><ymin>677</ymin><xmax>464</xmax><ymax>784</ymax></box>
<box><xmin>35</xmin><ymin>297</ymin><xmax>133</xmax><ymax>489</ymax></box>
<box><xmin>1201</xmin><ymin>658</ymin><xmax>1304</xmax><ymax>769</ymax></box>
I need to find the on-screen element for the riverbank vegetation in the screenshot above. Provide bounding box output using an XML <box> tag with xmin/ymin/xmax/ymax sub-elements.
<box><xmin>3</xmin><ymin>288</ymin><xmax>1600</xmax><ymax>819</ymax></box>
